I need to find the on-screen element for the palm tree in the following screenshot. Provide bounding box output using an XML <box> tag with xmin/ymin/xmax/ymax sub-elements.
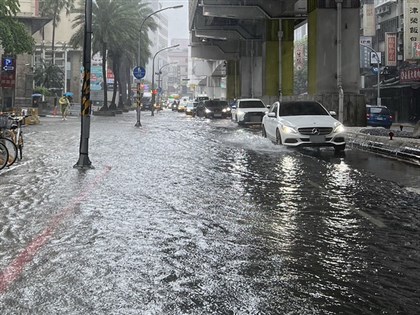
<box><xmin>70</xmin><ymin>0</ymin><xmax>156</xmax><ymax>111</ymax></box>
<box><xmin>39</xmin><ymin>0</ymin><xmax>76</xmax><ymax>64</ymax></box>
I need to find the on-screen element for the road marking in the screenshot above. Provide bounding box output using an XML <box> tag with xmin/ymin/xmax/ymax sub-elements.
<box><xmin>0</xmin><ymin>166</ymin><xmax>111</xmax><ymax>294</ymax></box>
<box><xmin>307</xmin><ymin>179</ymin><xmax>386</xmax><ymax>228</ymax></box>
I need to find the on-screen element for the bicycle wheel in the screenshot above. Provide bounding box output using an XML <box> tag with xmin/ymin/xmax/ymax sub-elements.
<box><xmin>0</xmin><ymin>137</ymin><xmax>17</xmax><ymax>166</ymax></box>
<box><xmin>18</xmin><ymin>133</ymin><xmax>23</xmax><ymax>160</ymax></box>
<box><xmin>0</xmin><ymin>142</ymin><xmax>9</xmax><ymax>171</ymax></box>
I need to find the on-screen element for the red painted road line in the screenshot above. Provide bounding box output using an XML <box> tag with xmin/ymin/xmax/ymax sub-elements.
<box><xmin>0</xmin><ymin>166</ymin><xmax>111</xmax><ymax>294</ymax></box>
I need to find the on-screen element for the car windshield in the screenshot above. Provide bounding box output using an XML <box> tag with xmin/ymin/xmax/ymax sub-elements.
<box><xmin>369</xmin><ymin>107</ymin><xmax>391</xmax><ymax>115</ymax></box>
<box><xmin>205</xmin><ymin>100</ymin><xmax>228</xmax><ymax>108</ymax></box>
<box><xmin>239</xmin><ymin>101</ymin><xmax>265</xmax><ymax>108</ymax></box>
<box><xmin>279</xmin><ymin>101</ymin><xmax>329</xmax><ymax>116</ymax></box>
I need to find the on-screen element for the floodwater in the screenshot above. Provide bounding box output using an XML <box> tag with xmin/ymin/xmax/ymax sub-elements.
<box><xmin>1</xmin><ymin>110</ymin><xmax>419</xmax><ymax>314</ymax></box>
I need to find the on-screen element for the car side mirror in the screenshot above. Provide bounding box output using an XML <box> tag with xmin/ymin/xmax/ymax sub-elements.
<box><xmin>268</xmin><ymin>112</ymin><xmax>276</xmax><ymax>118</ymax></box>
<box><xmin>266</xmin><ymin>105</ymin><xmax>271</xmax><ymax>109</ymax></box>
<box><xmin>329</xmin><ymin>111</ymin><xmax>337</xmax><ymax>116</ymax></box>
<box><xmin>231</xmin><ymin>105</ymin><xmax>236</xmax><ymax>109</ymax></box>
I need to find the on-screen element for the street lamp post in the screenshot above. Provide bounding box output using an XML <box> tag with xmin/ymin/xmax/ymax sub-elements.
<box><xmin>151</xmin><ymin>44</ymin><xmax>180</xmax><ymax>116</ymax></box>
<box><xmin>361</xmin><ymin>44</ymin><xmax>381</xmax><ymax>106</ymax></box>
<box><xmin>135</xmin><ymin>4</ymin><xmax>183</xmax><ymax>126</ymax></box>
<box><xmin>156</xmin><ymin>62</ymin><xmax>177</xmax><ymax>109</ymax></box>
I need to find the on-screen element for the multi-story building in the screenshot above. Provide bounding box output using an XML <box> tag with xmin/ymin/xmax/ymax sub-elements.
<box><xmin>143</xmin><ymin>1</ymin><xmax>170</xmax><ymax>93</ymax></box>
<box><xmin>167</xmin><ymin>39</ymin><xmax>189</xmax><ymax>97</ymax></box>
<box><xmin>361</xmin><ymin>0</ymin><xmax>420</xmax><ymax>122</ymax></box>
<box><xmin>0</xmin><ymin>1</ymin><xmax>51</xmax><ymax>111</ymax></box>
<box><xmin>32</xmin><ymin>10</ymin><xmax>83</xmax><ymax>104</ymax></box>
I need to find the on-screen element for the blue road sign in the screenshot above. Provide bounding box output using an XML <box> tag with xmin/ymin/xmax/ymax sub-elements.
<box><xmin>2</xmin><ymin>57</ymin><xmax>14</xmax><ymax>71</ymax></box>
<box><xmin>133</xmin><ymin>66</ymin><xmax>145</xmax><ymax>79</ymax></box>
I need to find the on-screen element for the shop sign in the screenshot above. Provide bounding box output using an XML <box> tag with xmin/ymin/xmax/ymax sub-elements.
<box><xmin>400</xmin><ymin>67</ymin><xmax>420</xmax><ymax>83</ymax></box>
<box><xmin>403</xmin><ymin>0</ymin><xmax>420</xmax><ymax>60</ymax></box>
<box><xmin>385</xmin><ymin>33</ymin><xmax>397</xmax><ymax>66</ymax></box>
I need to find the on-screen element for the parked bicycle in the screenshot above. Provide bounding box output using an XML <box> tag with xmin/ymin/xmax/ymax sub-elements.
<box><xmin>0</xmin><ymin>114</ymin><xmax>18</xmax><ymax>168</ymax></box>
<box><xmin>0</xmin><ymin>114</ymin><xmax>27</xmax><ymax>168</ymax></box>
<box><xmin>0</xmin><ymin>141</ymin><xmax>9</xmax><ymax>170</ymax></box>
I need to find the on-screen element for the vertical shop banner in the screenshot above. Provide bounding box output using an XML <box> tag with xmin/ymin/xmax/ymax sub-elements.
<box><xmin>106</xmin><ymin>69</ymin><xmax>115</xmax><ymax>89</ymax></box>
<box><xmin>385</xmin><ymin>33</ymin><xmax>397</xmax><ymax>66</ymax></box>
<box><xmin>404</xmin><ymin>0</ymin><xmax>420</xmax><ymax>60</ymax></box>
<box><xmin>363</xmin><ymin>4</ymin><xmax>376</xmax><ymax>36</ymax></box>
<box><xmin>91</xmin><ymin>66</ymin><xmax>104</xmax><ymax>91</ymax></box>
<box><xmin>360</xmin><ymin>36</ymin><xmax>373</xmax><ymax>68</ymax></box>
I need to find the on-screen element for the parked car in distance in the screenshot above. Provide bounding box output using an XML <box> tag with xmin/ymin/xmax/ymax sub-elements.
<box><xmin>366</xmin><ymin>105</ymin><xmax>393</xmax><ymax>129</ymax></box>
<box><xmin>196</xmin><ymin>100</ymin><xmax>231</xmax><ymax>118</ymax></box>
<box><xmin>231</xmin><ymin>98</ymin><xmax>268</xmax><ymax>125</ymax></box>
<box><xmin>195</xmin><ymin>95</ymin><xmax>210</xmax><ymax>103</ymax></box>
<box><xmin>261</xmin><ymin>100</ymin><xmax>346</xmax><ymax>152</ymax></box>
<box><xmin>185</xmin><ymin>101</ymin><xmax>198</xmax><ymax>116</ymax></box>
<box><xmin>141</xmin><ymin>92</ymin><xmax>153</xmax><ymax>111</ymax></box>
<box><xmin>178</xmin><ymin>100</ymin><xmax>188</xmax><ymax>112</ymax></box>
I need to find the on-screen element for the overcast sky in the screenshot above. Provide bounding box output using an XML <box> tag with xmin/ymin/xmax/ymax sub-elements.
<box><xmin>159</xmin><ymin>0</ymin><xmax>190</xmax><ymax>41</ymax></box>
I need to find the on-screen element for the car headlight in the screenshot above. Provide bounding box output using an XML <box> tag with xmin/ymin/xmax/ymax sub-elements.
<box><xmin>205</xmin><ymin>108</ymin><xmax>212</xmax><ymax>114</ymax></box>
<box><xmin>333</xmin><ymin>123</ymin><xmax>345</xmax><ymax>133</ymax></box>
<box><xmin>281</xmin><ymin>125</ymin><xmax>298</xmax><ymax>134</ymax></box>
<box><xmin>222</xmin><ymin>108</ymin><xmax>231</xmax><ymax>113</ymax></box>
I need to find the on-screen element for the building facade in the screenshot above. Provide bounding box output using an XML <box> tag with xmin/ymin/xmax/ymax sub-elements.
<box><xmin>361</xmin><ymin>0</ymin><xmax>420</xmax><ymax>122</ymax></box>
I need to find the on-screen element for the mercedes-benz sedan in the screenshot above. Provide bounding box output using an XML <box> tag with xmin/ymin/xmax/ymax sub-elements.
<box><xmin>261</xmin><ymin>100</ymin><xmax>346</xmax><ymax>152</ymax></box>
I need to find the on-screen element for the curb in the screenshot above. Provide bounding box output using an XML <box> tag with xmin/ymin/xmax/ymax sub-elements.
<box><xmin>346</xmin><ymin>131</ymin><xmax>420</xmax><ymax>166</ymax></box>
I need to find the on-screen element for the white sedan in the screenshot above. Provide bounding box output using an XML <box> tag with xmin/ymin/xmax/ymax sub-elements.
<box><xmin>231</xmin><ymin>98</ymin><xmax>268</xmax><ymax>125</ymax></box>
<box><xmin>261</xmin><ymin>101</ymin><xmax>346</xmax><ymax>152</ymax></box>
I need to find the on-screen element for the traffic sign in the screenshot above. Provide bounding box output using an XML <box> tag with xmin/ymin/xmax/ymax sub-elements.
<box><xmin>133</xmin><ymin>66</ymin><xmax>145</xmax><ymax>79</ymax></box>
<box><xmin>2</xmin><ymin>57</ymin><xmax>15</xmax><ymax>72</ymax></box>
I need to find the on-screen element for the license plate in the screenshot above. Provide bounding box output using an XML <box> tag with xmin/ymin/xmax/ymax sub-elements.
<box><xmin>214</xmin><ymin>113</ymin><xmax>222</xmax><ymax>117</ymax></box>
<box><xmin>376</xmin><ymin>117</ymin><xmax>384</xmax><ymax>120</ymax></box>
<box><xmin>310</xmin><ymin>135</ymin><xmax>326</xmax><ymax>143</ymax></box>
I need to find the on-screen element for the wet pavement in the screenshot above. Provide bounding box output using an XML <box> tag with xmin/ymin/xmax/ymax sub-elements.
<box><xmin>345</xmin><ymin>124</ymin><xmax>420</xmax><ymax>166</ymax></box>
<box><xmin>0</xmin><ymin>110</ymin><xmax>419</xmax><ymax>314</ymax></box>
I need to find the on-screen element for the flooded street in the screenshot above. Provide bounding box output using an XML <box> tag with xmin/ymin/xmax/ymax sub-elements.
<box><xmin>1</xmin><ymin>110</ymin><xmax>419</xmax><ymax>314</ymax></box>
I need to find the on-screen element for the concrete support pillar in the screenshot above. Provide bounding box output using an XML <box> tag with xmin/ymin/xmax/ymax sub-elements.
<box><xmin>307</xmin><ymin>0</ymin><xmax>365</xmax><ymax>126</ymax></box>
<box><xmin>226</xmin><ymin>60</ymin><xmax>240</xmax><ymax>101</ymax></box>
<box><xmin>264</xmin><ymin>20</ymin><xmax>280</xmax><ymax>103</ymax></box>
<box><xmin>281</xmin><ymin>20</ymin><xmax>295</xmax><ymax>97</ymax></box>
<box><xmin>307</xmin><ymin>0</ymin><xmax>360</xmax><ymax>94</ymax></box>
<box><xmin>240</xmin><ymin>41</ymin><xmax>263</xmax><ymax>98</ymax></box>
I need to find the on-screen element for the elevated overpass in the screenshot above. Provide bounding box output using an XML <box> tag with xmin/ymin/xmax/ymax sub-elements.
<box><xmin>189</xmin><ymin>0</ymin><xmax>365</xmax><ymax>126</ymax></box>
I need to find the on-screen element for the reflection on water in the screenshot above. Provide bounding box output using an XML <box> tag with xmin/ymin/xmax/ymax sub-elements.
<box><xmin>0</xmin><ymin>113</ymin><xmax>419</xmax><ymax>314</ymax></box>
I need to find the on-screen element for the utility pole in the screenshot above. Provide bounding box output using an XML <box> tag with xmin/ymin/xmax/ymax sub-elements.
<box><xmin>74</xmin><ymin>0</ymin><xmax>93</xmax><ymax>169</ymax></box>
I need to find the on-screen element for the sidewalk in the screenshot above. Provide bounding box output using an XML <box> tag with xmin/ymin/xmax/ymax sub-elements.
<box><xmin>345</xmin><ymin>123</ymin><xmax>420</xmax><ymax>166</ymax></box>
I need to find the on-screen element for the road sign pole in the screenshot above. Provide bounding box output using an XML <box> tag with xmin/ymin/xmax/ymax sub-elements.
<box><xmin>133</xmin><ymin>67</ymin><xmax>145</xmax><ymax>127</ymax></box>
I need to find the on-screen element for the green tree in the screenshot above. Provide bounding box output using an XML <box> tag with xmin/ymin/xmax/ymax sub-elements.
<box><xmin>0</xmin><ymin>0</ymin><xmax>34</xmax><ymax>54</ymax></box>
<box><xmin>70</xmin><ymin>0</ymin><xmax>156</xmax><ymax>110</ymax></box>
<box><xmin>33</xmin><ymin>60</ymin><xmax>64</xmax><ymax>90</ymax></box>
<box><xmin>39</xmin><ymin>0</ymin><xmax>76</xmax><ymax>64</ymax></box>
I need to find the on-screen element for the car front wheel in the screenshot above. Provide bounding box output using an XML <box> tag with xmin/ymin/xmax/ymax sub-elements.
<box><xmin>261</xmin><ymin>125</ymin><xmax>267</xmax><ymax>138</ymax></box>
<box><xmin>334</xmin><ymin>144</ymin><xmax>346</xmax><ymax>153</ymax></box>
<box><xmin>276</xmin><ymin>129</ymin><xmax>282</xmax><ymax>145</ymax></box>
